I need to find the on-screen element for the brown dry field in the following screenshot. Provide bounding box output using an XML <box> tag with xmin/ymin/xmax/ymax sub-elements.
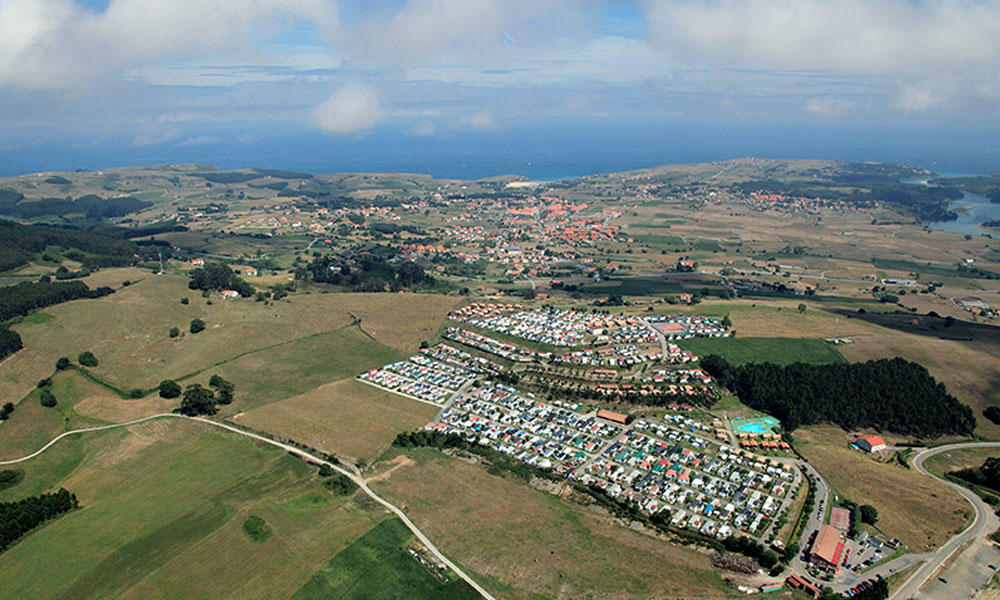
<box><xmin>838</xmin><ymin>334</ymin><xmax>1000</xmax><ymax>440</ymax></box>
<box><xmin>74</xmin><ymin>394</ymin><xmax>177</xmax><ymax>422</ymax></box>
<box><xmin>291</xmin><ymin>292</ymin><xmax>459</xmax><ymax>352</ymax></box>
<box><xmin>696</xmin><ymin>299</ymin><xmax>888</xmax><ymax>338</ymax></box>
<box><xmin>795</xmin><ymin>425</ymin><xmax>970</xmax><ymax>550</ymax></box>
<box><xmin>924</xmin><ymin>447</ymin><xmax>1000</xmax><ymax>477</ymax></box>
<box><xmin>371</xmin><ymin>448</ymin><xmax>737</xmax><ymax>600</ymax></box>
<box><xmin>0</xmin><ymin>347</ymin><xmax>52</xmax><ymax>407</ymax></box>
<box><xmin>236</xmin><ymin>379</ymin><xmax>437</xmax><ymax>464</ymax></box>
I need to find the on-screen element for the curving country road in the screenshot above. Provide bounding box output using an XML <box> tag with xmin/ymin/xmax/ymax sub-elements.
<box><xmin>0</xmin><ymin>413</ymin><xmax>497</xmax><ymax>600</ymax></box>
<box><xmin>888</xmin><ymin>442</ymin><xmax>1000</xmax><ymax>600</ymax></box>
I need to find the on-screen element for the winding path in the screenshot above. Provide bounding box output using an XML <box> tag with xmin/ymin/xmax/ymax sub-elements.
<box><xmin>887</xmin><ymin>442</ymin><xmax>1000</xmax><ymax>600</ymax></box>
<box><xmin>0</xmin><ymin>413</ymin><xmax>496</xmax><ymax>600</ymax></box>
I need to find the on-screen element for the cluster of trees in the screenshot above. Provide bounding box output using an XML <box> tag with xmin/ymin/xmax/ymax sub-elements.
<box><xmin>175</xmin><ymin>375</ymin><xmax>235</xmax><ymax>416</ymax></box>
<box><xmin>0</xmin><ymin>489</ymin><xmax>78</xmax><ymax>553</ymax></box>
<box><xmin>702</xmin><ymin>355</ymin><xmax>975</xmax><ymax>437</ymax></box>
<box><xmin>0</xmin><ymin>218</ymin><xmax>141</xmax><ymax>272</ymax></box>
<box><xmin>187</xmin><ymin>262</ymin><xmax>254</xmax><ymax>296</ymax></box>
<box><xmin>952</xmin><ymin>457</ymin><xmax>1000</xmax><ymax>493</ymax></box>
<box><xmin>0</xmin><ymin>280</ymin><xmax>114</xmax><ymax>323</ymax></box>
<box><xmin>0</xmin><ymin>327</ymin><xmax>22</xmax><ymax>362</ymax></box>
<box><xmin>322</xmin><ymin>474</ymin><xmax>357</xmax><ymax>496</ymax></box>
<box><xmin>300</xmin><ymin>251</ymin><xmax>432</xmax><ymax>293</ymax></box>
<box><xmin>0</xmin><ymin>192</ymin><xmax>149</xmax><ymax>221</ymax></box>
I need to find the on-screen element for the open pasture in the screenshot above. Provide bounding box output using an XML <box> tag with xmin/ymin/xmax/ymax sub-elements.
<box><xmin>370</xmin><ymin>447</ymin><xmax>736</xmax><ymax>600</ymax></box>
<box><xmin>0</xmin><ymin>418</ymin><xmax>387</xmax><ymax>600</ymax></box>
<box><xmin>237</xmin><ymin>378</ymin><xmax>437</xmax><ymax>464</ymax></box>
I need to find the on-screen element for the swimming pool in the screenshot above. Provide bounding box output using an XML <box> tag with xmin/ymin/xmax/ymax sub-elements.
<box><xmin>734</xmin><ymin>416</ymin><xmax>780</xmax><ymax>434</ymax></box>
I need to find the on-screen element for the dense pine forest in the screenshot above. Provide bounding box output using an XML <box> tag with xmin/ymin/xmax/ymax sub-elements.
<box><xmin>701</xmin><ymin>355</ymin><xmax>975</xmax><ymax>437</ymax></box>
<box><xmin>0</xmin><ymin>489</ymin><xmax>79</xmax><ymax>553</ymax></box>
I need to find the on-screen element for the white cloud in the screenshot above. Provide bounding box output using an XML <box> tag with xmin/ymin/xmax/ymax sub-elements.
<box><xmin>804</xmin><ymin>97</ymin><xmax>856</xmax><ymax>118</ymax></box>
<box><xmin>131</xmin><ymin>130</ymin><xmax>178</xmax><ymax>147</ymax></box>
<box><xmin>408</xmin><ymin>119</ymin><xmax>437</xmax><ymax>136</ymax></box>
<box><xmin>891</xmin><ymin>85</ymin><xmax>946</xmax><ymax>112</ymax></box>
<box><xmin>450</xmin><ymin>111</ymin><xmax>502</xmax><ymax>132</ymax></box>
<box><xmin>176</xmin><ymin>135</ymin><xmax>223</xmax><ymax>146</ymax></box>
<box><xmin>0</xmin><ymin>0</ymin><xmax>338</xmax><ymax>90</ymax></box>
<box><xmin>645</xmin><ymin>0</ymin><xmax>1000</xmax><ymax>75</ymax></box>
<box><xmin>313</xmin><ymin>83</ymin><xmax>385</xmax><ymax>134</ymax></box>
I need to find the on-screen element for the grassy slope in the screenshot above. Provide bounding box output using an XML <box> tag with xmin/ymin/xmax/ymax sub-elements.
<box><xmin>371</xmin><ymin>447</ymin><xmax>737</xmax><ymax>600</ymax></box>
<box><xmin>679</xmin><ymin>337</ymin><xmax>846</xmax><ymax>366</ymax></box>
<box><xmin>291</xmin><ymin>518</ymin><xmax>480</xmax><ymax>600</ymax></box>
<box><xmin>0</xmin><ymin>419</ymin><xmax>385</xmax><ymax>600</ymax></box>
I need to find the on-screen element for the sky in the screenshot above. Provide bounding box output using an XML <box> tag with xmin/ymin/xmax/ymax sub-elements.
<box><xmin>1</xmin><ymin>0</ymin><xmax>999</xmax><ymax>176</ymax></box>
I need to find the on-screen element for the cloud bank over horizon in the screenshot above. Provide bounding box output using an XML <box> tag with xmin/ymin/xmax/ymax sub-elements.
<box><xmin>0</xmin><ymin>0</ymin><xmax>997</xmax><ymax>151</ymax></box>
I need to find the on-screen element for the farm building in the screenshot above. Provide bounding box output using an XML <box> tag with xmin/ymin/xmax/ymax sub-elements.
<box><xmin>810</xmin><ymin>525</ymin><xmax>846</xmax><ymax>573</ymax></box>
<box><xmin>855</xmin><ymin>435</ymin><xmax>886</xmax><ymax>453</ymax></box>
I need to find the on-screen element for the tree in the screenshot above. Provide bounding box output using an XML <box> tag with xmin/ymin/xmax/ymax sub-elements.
<box><xmin>985</xmin><ymin>406</ymin><xmax>1000</xmax><ymax>425</ymax></box>
<box><xmin>209</xmin><ymin>374</ymin><xmax>234</xmax><ymax>404</ymax></box>
<box><xmin>158</xmin><ymin>380</ymin><xmax>182</xmax><ymax>399</ymax></box>
<box><xmin>318</xmin><ymin>464</ymin><xmax>335</xmax><ymax>478</ymax></box>
<box><xmin>860</xmin><ymin>504</ymin><xmax>878</xmax><ymax>525</ymax></box>
<box><xmin>189</xmin><ymin>318</ymin><xmax>206</xmax><ymax>334</ymax></box>
<box><xmin>77</xmin><ymin>351</ymin><xmax>98</xmax><ymax>367</ymax></box>
<box><xmin>39</xmin><ymin>389</ymin><xmax>57</xmax><ymax>407</ymax></box>
<box><xmin>55</xmin><ymin>357</ymin><xmax>71</xmax><ymax>370</ymax></box>
<box><xmin>169</xmin><ymin>327</ymin><xmax>180</xmax><ymax>338</ymax></box>
<box><xmin>721</xmin><ymin>315</ymin><xmax>732</xmax><ymax>328</ymax></box>
<box><xmin>0</xmin><ymin>402</ymin><xmax>14</xmax><ymax>420</ymax></box>
<box><xmin>180</xmin><ymin>297</ymin><xmax>189</xmax><ymax>305</ymax></box>
<box><xmin>797</xmin><ymin>303</ymin><xmax>807</xmax><ymax>313</ymax></box>
<box><xmin>178</xmin><ymin>384</ymin><xmax>217</xmax><ymax>416</ymax></box>
<box><xmin>129</xmin><ymin>388</ymin><xmax>144</xmax><ymax>398</ymax></box>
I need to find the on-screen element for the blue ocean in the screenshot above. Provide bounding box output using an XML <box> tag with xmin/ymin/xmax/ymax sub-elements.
<box><xmin>2</xmin><ymin>121</ymin><xmax>998</xmax><ymax>180</ymax></box>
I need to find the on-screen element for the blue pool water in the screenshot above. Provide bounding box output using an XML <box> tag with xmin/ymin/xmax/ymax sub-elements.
<box><xmin>735</xmin><ymin>417</ymin><xmax>779</xmax><ymax>434</ymax></box>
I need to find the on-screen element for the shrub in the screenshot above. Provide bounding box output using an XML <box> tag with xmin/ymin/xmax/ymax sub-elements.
<box><xmin>158</xmin><ymin>380</ymin><xmax>182</xmax><ymax>399</ymax></box>
<box><xmin>37</xmin><ymin>378</ymin><xmax>52</xmax><ymax>388</ymax></box>
<box><xmin>39</xmin><ymin>389</ymin><xmax>57</xmax><ymax>407</ymax></box>
<box><xmin>77</xmin><ymin>351</ymin><xmax>98</xmax><ymax>367</ymax></box>
<box><xmin>128</xmin><ymin>388</ymin><xmax>144</xmax><ymax>399</ymax></box>
<box><xmin>0</xmin><ymin>469</ymin><xmax>24</xmax><ymax>491</ymax></box>
<box><xmin>323</xmin><ymin>474</ymin><xmax>358</xmax><ymax>496</ymax></box>
<box><xmin>242</xmin><ymin>515</ymin><xmax>272</xmax><ymax>543</ymax></box>
<box><xmin>169</xmin><ymin>327</ymin><xmax>180</xmax><ymax>338</ymax></box>
<box><xmin>180</xmin><ymin>297</ymin><xmax>189</xmax><ymax>305</ymax></box>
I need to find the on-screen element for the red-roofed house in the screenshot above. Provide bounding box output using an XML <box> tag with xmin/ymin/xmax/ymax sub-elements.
<box><xmin>856</xmin><ymin>435</ymin><xmax>886</xmax><ymax>453</ymax></box>
<box><xmin>810</xmin><ymin>525</ymin><xmax>846</xmax><ymax>573</ymax></box>
<box><xmin>596</xmin><ymin>409</ymin><xmax>628</xmax><ymax>425</ymax></box>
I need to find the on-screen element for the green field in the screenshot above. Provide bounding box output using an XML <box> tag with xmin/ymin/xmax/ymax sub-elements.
<box><xmin>291</xmin><ymin>518</ymin><xmax>480</xmax><ymax>600</ymax></box>
<box><xmin>0</xmin><ymin>418</ymin><xmax>387</xmax><ymax>600</ymax></box>
<box><xmin>678</xmin><ymin>337</ymin><xmax>846</xmax><ymax>366</ymax></box>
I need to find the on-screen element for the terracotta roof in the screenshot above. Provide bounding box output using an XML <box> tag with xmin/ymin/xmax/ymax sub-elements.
<box><xmin>812</xmin><ymin>525</ymin><xmax>845</xmax><ymax>566</ymax></box>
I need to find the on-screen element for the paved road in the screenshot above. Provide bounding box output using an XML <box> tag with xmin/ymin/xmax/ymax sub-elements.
<box><xmin>0</xmin><ymin>414</ymin><xmax>497</xmax><ymax>600</ymax></box>
<box><xmin>888</xmin><ymin>442</ymin><xmax>1000</xmax><ymax>600</ymax></box>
